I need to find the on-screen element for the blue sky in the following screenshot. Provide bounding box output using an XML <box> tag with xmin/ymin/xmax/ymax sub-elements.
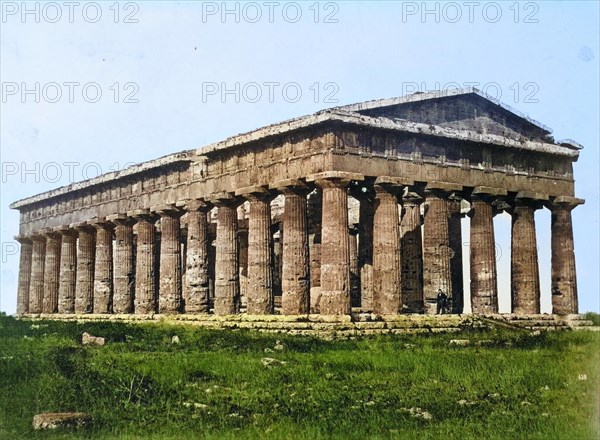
<box><xmin>1</xmin><ymin>1</ymin><xmax>598</xmax><ymax>313</ymax></box>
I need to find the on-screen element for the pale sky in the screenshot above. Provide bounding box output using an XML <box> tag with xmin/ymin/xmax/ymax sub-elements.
<box><xmin>1</xmin><ymin>1</ymin><xmax>598</xmax><ymax>314</ymax></box>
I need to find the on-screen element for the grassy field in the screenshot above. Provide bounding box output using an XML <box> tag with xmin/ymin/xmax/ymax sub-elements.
<box><xmin>0</xmin><ymin>313</ymin><xmax>598</xmax><ymax>440</ymax></box>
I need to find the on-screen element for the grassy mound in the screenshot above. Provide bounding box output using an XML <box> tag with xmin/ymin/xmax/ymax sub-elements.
<box><xmin>0</xmin><ymin>314</ymin><xmax>598</xmax><ymax>439</ymax></box>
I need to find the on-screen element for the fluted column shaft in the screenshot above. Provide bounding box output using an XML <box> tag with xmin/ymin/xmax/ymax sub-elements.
<box><xmin>58</xmin><ymin>230</ymin><xmax>77</xmax><ymax>313</ymax></box>
<box><xmin>42</xmin><ymin>232</ymin><xmax>61</xmax><ymax>313</ymax></box>
<box><xmin>214</xmin><ymin>201</ymin><xmax>240</xmax><ymax>314</ymax></box>
<box><xmin>16</xmin><ymin>237</ymin><xmax>33</xmax><ymax>314</ymax></box>
<box><xmin>423</xmin><ymin>190</ymin><xmax>453</xmax><ymax>314</ymax></box>
<box><xmin>400</xmin><ymin>195</ymin><xmax>424</xmax><ymax>313</ymax></box>
<box><xmin>511</xmin><ymin>200</ymin><xmax>540</xmax><ymax>314</ymax></box>
<box><xmin>358</xmin><ymin>194</ymin><xmax>374</xmax><ymax>311</ymax></box>
<box><xmin>157</xmin><ymin>210</ymin><xmax>183</xmax><ymax>313</ymax></box>
<box><xmin>93</xmin><ymin>223</ymin><xmax>113</xmax><ymax>313</ymax></box>
<box><xmin>349</xmin><ymin>228</ymin><xmax>360</xmax><ymax>308</ymax></box>
<box><xmin>184</xmin><ymin>202</ymin><xmax>211</xmax><ymax>313</ymax></box>
<box><xmin>29</xmin><ymin>236</ymin><xmax>46</xmax><ymax>313</ymax></box>
<box><xmin>134</xmin><ymin>216</ymin><xmax>157</xmax><ymax>313</ymax></box>
<box><xmin>469</xmin><ymin>196</ymin><xmax>498</xmax><ymax>313</ymax></box>
<box><xmin>448</xmin><ymin>199</ymin><xmax>464</xmax><ymax>313</ymax></box>
<box><xmin>281</xmin><ymin>188</ymin><xmax>310</xmax><ymax>314</ymax></box>
<box><xmin>372</xmin><ymin>184</ymin><xmax>402</xmax><ymax>314</ymax></box>
<box><xmin>111</xmin><ymin>219</ymin><xmax>135</xmax><ymax>313</ymax></box>
<box><xmin>316</xmin><ymin>179</ymin><xmax>351</xmax><ymax>315</ymax></box>
<box><xmin>246</xmin><ymin>193</ymin><xmax>274</xmax><ymax>314</ymax></box>
<box><xmin>550</xmin><ymin>202</ymin><xmax>579</xmax><ymax>314</ymax></box>
<box><xmin>74</xmin><ymin>226</ymin><xmax>95</xmax><ymax>313</ymax></box>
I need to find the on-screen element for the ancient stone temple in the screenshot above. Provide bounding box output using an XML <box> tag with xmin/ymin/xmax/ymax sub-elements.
<box><xmin>11</xmin><ymin>89</ymin><xmax>584</xmax><ymax>318</ymax></box>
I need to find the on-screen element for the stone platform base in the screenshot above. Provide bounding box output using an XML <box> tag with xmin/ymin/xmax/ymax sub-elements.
<box><xmin>16</xmin><ymin>313</ymin><xmax>596</xmax><ymax>338</ymax></box>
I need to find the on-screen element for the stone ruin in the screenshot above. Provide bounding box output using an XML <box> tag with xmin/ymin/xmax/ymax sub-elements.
<box><xmin>10</xmin><ymin>89</ymin><xmax>584</xmax><ymax>322</ymax></box>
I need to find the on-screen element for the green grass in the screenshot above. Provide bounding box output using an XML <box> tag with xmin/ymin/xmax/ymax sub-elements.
<box><xmin>0</xmin><ymin>315</ymin><xmax>598</xmax><ymax>440</ymax></box>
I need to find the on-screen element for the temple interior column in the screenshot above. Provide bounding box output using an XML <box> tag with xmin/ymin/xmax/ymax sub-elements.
<box><xmin>92</xmin><ymin>221</ymin><xmax>114</xmax><ymax>314</ymax></box>
<box><xmin>57</xmin><ymin>228</ymin><xmax>77</xmax><ymax>314</ymax></box>
<box><xmin>307</xmin><ymin>189</ymin><xmax>322</xmax><ymax>313</ymax></box>
<box><xmin>15</xmin><ymin>236</ymin><xmax>33</xmax><ymax>315</ymax></box>
<box><xmin>422</xmin><ymin>187</ymin><xmax>455</xmax><ymax>314</ymax></box>
<box><xmin>153</xmin><ymin>206</ymin><xmax>183</xmax><ymax>314</ymax></box>
<box><xmin>212</xmin><ymin>198</ymin><xmax>241</xmax><ymax>315</ymax></box>
<box><xmin>108</xmin><ymin>214</ymin><xmax>135</xmax><ymax>314</ymax></box>
<box><xmin>469</xmin><ymin>192</ymin><xmax>499</xmax><ymax>314</ymax></box>
<box><xmin>314</xmin><ymin>178</ymin><xmax>352</xmax><ymax>315</ymax></box>
<box><xmin>549</xmin><ymin>196</ymin><xmax>583</xmax><ymax>315</ymax></box>
<box><xmin>448</xmin><ymin>197</ymin><xmax>464</xmax><ymax>313</ymax></box>
<box><xmin>183</xmin><ymin>200</ymin><xmax>212</xmax><ymax>313</ymax></box>
<box><xmin>241</xmin><ymin>188</ymin><xmax>275</xmax><ymax>314</ymax></box>
<box><xmin>356</xmin><ymin>189</ymin><xmax>374</xmax><ymax>311</ymax></box>
<box><xmin>349</xmin><ymin>226</ymin><xmax>360</xmax><ymax>308</ymax></box>
<box><xmin>372</xmin><ymin>182</ymin><xmax>403</xmax><ymax>314</ymax></box>
<box><xmin>42</xmin><ymin>230</ymin><xmax>61</xmax><ymax>314</ymax></box>
<box><xmin>130</xmin><ymin>210</ymin><xmax>157</xmax><ymax>314</ymax></box>
<box><xmin>279</xmin><ymin>183</ymin><xmax>311</xmax><ymax>315</ymax></box>
<box><xmin>400</xmin><ymin>192</ymin><xmax>424</xmax><ymax>313</ymax></box>
<box><xmin>73</xmin><ymin>224</ymin><xmax>95</xmax><ymax>314</ymax></box>
<box><xmin>510</xmin><ymin>197</ymin><xmax>541</xmax><ymax>314</ymax></box>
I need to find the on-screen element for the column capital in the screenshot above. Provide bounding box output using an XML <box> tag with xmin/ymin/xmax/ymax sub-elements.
<box><xmin>14</xmin><ymin>235</ymin><xmax>32</xmax><ymax>244</ymax></box>
<box><xmin>235</xmin><ymin>185</ymin><xmax>276</xmax><ymax>203</ymax></box>
<box><xmin>54</xmin><ymin>226</ymin><xmax>78</xmax><ymax>237</ymax></box>
<box><xmin>69</xmin><ymin>221</ymin><xmax>95</xmax><ymax>233</ymax></box>
<box><xmin>127</xmin><ymin>209</ymin><xmax>159</xmax><ymax>223</ymax></box>
<box><xmin>206</xmin><ymin>191</ymin><xmax>243</xmax><ymax>207</ymax></box>
<box><xmin>107</xmin><ymin>213</ymin><xmax>136</xmax><ymax>226</ymax></box>
<box><xmin>272</xmin><ymin>179</ymin><xmax>312</xmax><ymax>196</ymax></box>
<box><xmin>546</xmin><ymin>195</ymin><xmax>585</xmax><ymax>211</ymax></box>
<box><xmin>178</xmin><ymin>198</ymin><xmax>212</xmax><ymax>212</ymax></box>
<box><xmin>150</xmin><ymin>204</ymin><xmax>184</xmax><ymax>217</ymax></box>
<box><xmin>88</xmin><ymin>217</ymin><xmax>115</xmax><ymax>230</ymax></box>
<box><xmin>39</xmin><ymin>228</ymin><xmax>61</xmax><ymax>239</ymax></box>
<box><xmin>402</xmin><ymin>191</ymin><xmax>423</xmax><ymax>206</ymax></box>
<box><xmin>307</xmin><ymin>171</ymin><xmax>364</xmax><ymax>189</ymax></box>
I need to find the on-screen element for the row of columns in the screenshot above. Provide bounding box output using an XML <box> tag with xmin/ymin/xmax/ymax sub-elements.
<box><xmin>15</xmin><ymin>178</ymin><xmax>582</xmax><ymax>316</ymax></box>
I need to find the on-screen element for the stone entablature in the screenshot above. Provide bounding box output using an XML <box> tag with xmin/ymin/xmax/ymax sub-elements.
<box><xmin>10</xmin><ymin>89</ymin><xmax>584</xmax><ymax>318</ymax></box>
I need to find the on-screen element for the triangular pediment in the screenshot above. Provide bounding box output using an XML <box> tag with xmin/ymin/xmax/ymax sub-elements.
<box><xmin>335</xmin><ymin>89</ymin><xmax>554</xmax><ymax>143</ymax></box>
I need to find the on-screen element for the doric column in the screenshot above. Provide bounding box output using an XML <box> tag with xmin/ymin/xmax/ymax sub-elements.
<box><xmin>423</xmin><ymin>184</ymin><xmax>460</xmax><ymax>314</ymax></box>
<box><xmin>278</xmin><ymin>181</ymin><xmax>311</xmax><ymax>314</ymax></box>
<box><xmin>237</xmin><ymin>186</ymin><xmax>275</xmax><ymax>314</ymax></box>
<box><xmin>310</xmin><ymin>173</ymin><xmax>363</xmax><ymax>315</ymax></box>
<box><xmin>108</xmin><ymin>214</ymin><xmax>135</xmax><ymax>314</ymax></box>
<box><xmin>372</xmin><ymin>180</ymin><xmax>403</xmax><ymax>314</ymax></box>
<box><xmin>211</xmin><ymin>195</ymin><xmax>241</xmax><ymax>315</ymax></box>
<box><xmin>29</xmin><ymin>235</ymin><xmax>46</xmax><ymax>313</ymax></box>
<box><xmin>349</xmin><ymin>226</ymin><xmax>360</xmax><ymax>308</ymax></box>
<box><xmin>73</xmin><ymin>223</ymin><xmax>95</xmax><ymax>314</ymax></box>
<box><xmin>130</xmin><ymin>210</ymin><xmax>158</xmax><ymax>314</ymax></box>
<box><xmin>400</xmin><ymin>192</ymin><xmax>424</xmax><ymax>313</ymax></box>
<box><xmin>356</xmin><ymin>189</ymin><xmax>375</xmax><ymax>311</ymax></box>
<box><xmin>549</xmin><ymin>196</ymin><xmax>583</xmax><ymax>315</ymax></box>
<box><xmin>92</xmin><ymin>220</ymin><xmax>114</xmax><ymax>314</ymax></box>
<box><xmin>183</xmin><ymin>200</ymin><xmax>212</xmax><ymax>313</ymax></box>
<box><xmin>448</xmin><ymin>197</ymin><xmax>464</xmax><ymax>314</ymax></box>
<box><xmin>57</xmin><ymin>228</ymin><xmax>77</xmax><ymax>314</ymax></box>
<box><xmin>152</xmin><ymin>205</ymin><xmax>183</xmax><ymax>314</ymax></box>
<box><xmin>469</xmin><ymin>190</ymin><xmax>500</xmax><ymax>314</ymax></box>
<box><xmin>42</xmin><ymin>230</ymin><xmax>61</xmax><ymax>314</ymax></box>
<box><xmin>511</xmin><ymin>196</ymin><xmax>542</xmax><ymax>314</ymax></box>
<box><xmin>15</xmin><ymin>236</ymin><xmax>33</xmax><ymax>315</ymax></box>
